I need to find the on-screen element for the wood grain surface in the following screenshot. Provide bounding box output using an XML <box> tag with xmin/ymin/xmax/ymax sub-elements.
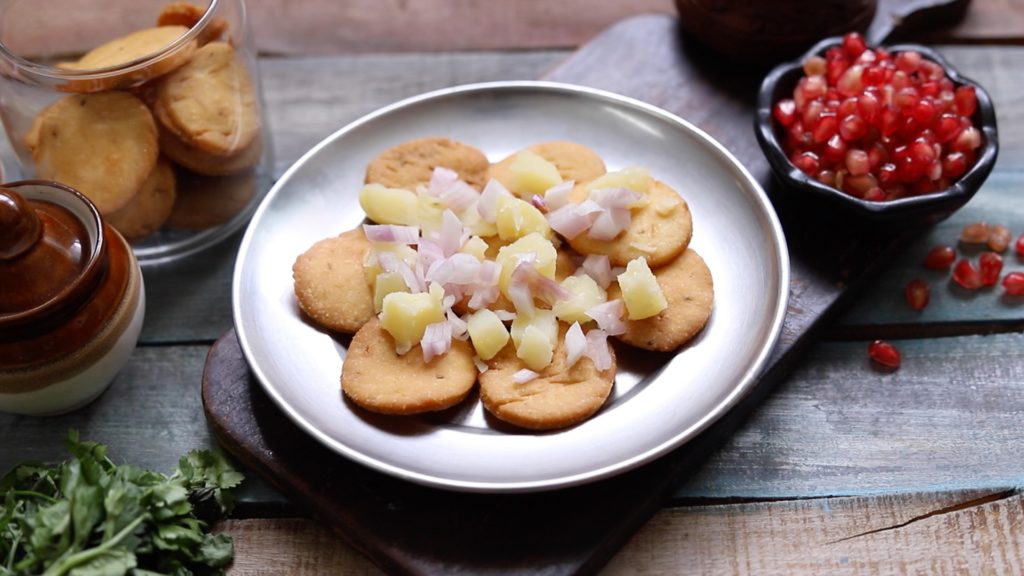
<box><xmin>218</xmin><ymin>488</ymin><xmax>1024</xmax><ymax>574</ymax></box>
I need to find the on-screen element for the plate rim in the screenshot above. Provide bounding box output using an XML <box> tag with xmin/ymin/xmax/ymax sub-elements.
<box><xmin>232</xmin><ymin>80</ymin><xmax>790</xmax><ymax>493</ymax></box>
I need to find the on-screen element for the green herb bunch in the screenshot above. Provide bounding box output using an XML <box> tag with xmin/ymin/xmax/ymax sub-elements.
<box><xmin>0</xmin><ymin>432</ymin><xmax>243</xmax><ymax>576</ymax></box>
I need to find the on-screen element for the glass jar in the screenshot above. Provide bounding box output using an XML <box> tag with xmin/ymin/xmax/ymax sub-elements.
<box><xmin>0</xmin><ymin>0</ymin><xmax>271</xmax><ymax>265</ymax></box>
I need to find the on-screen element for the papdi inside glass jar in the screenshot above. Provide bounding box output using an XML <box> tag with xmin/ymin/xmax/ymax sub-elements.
<box><xmin>0</xmin><ymin>0</ymin><xmax>272</xmax><ymax>265</ymax></box>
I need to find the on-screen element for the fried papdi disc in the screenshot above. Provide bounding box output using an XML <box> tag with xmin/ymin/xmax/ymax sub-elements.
<box><xmin>567</xmin><ymin>179</ymin><xmax>692</xmax><ymax>268</ymax></box>
<box><xmin>157</xmin><ymin>2</ymin><xmax>228</xmax><ymax>45</ymax></box>
<box><xmin>365</xmin><ymin>137</ymin><xmax>490</xmax><ymax>191</ymax></box>
<box><xmin>106</xmin><ymin>158</ymin><xmax>177</xmax><ymax>241</ymax></box>
<box><xmin>31</xmin><ymin>92</ymin><xmax>158</xmax><ymax>214</ymax></box>
<box><xmin>489</xmin><ymin>140</ymin><xmax>607</xmax><ymax>192</ymax></box>
<box><xmin>607</xmin><ymin>248</ymin><xmax>714</xmax><ymax>352</ymax></box>
<box><xmin>342</xmin><ymin>318</ymin><xmax>478</xmax><ymax>415</ymax></box>
<box><xmin>159</xmin><ymin>123</ymin><xmax>263</xmax><ymax>175</ymax></box>
<box><xmin>155</xmin><ymin>42</ymin><xmax>261</xmax><ymax>156</ymax></box>
<box><xmin>292</xmin><ymin>228</ymin><xmax>375</xmax><ymax>334</ymax></box>
<box><xmin>479</xmin><ymin>331</ymin><xmax>615</xmax><ymax>430</ymax></box>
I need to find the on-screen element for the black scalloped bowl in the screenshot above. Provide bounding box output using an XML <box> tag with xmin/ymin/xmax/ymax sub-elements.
<box><xmin>755</xmin><ymin>37</ymin><xmax>999</xmax><ymax>227</ymax></box>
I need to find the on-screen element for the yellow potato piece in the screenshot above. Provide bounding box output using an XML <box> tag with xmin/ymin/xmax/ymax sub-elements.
<box><xmin>617</xmin><ymin>257</ymin><xmax>668</xmax><ymax>320</ymax></box>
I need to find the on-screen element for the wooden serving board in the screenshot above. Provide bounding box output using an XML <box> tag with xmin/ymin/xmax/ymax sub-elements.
<box><xmin>203</xmin><ymin>9</ymin><xmax>969</xmax><ymax>575</ymax></box>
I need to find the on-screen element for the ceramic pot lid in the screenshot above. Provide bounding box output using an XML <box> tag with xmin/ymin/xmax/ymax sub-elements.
<box><xmin>0</xmin><ymin>183</ymin><xmax>104</xmax><ymax>326</ymax></box>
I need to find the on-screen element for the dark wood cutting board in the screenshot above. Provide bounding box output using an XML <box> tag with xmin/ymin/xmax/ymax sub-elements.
<box><xmin>203</xmin><ymin>6</ymin><xmax>969</xmax><ymax>575</ymax></box>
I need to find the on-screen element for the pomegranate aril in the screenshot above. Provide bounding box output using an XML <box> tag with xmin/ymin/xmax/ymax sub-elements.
<box><xmin>955</xmin><ymin>85</ymin><xmax>978</xmax><ymax>117</ymax></box>
<box><xmin>868</xmin><ymin>340</ymin><xmax>901</xmax><ymax>371</ymax></box>
<box><xmin>1004</xmin><ymin>272</ymin><xmax>1024</xmax><ymax>296</ymax></box>
<box><xmin>839</xmin><ymin>114</ymin><xmax>868</xmax><ymax>141</ymax></box>
<box><xmin>774</xmin><ymin>99</ymin><xmax>798</xmax><ymax>127</ymax></box>
<box><xmin>1016</xmin><ymin>233</ymin><xmax>1024</xmax><ymax>256</ymax></box>
<box><xmin>987</xmin><ymin>225</ymin><xmax>1012</xmax><ymax>253</ymax></box>
<box><xmin>863</xmin><ymin>187</ymin><xmax>886</xmax><ymax>202</ymax></box>
<box><xmin>979</xmin><ymin>252</ymin><xmax>1003</xmax><ymax>286</ymax></box>
<box><xmin>838</xmin><ymin>97</ymin><xmax>859</xmax><ymax>118</ymax></box>
<box><xmin>920</xmin><ymin>60</ymin><xmax>945</xmax><ymax>81</ymax></box>
<box><xmin>911</xmin><ymin>98</ymin><xmax>938</xmax><ymax>124</ymax></box>
<box><xmin>952</xmin><ymin>259</ymin><xmax>983</xmax><ymax>289</ymax></box>
<box><xmin>894</xmin><ymin>50</ymin><xmax>921</xmax><ymax>73</ymax></box>
<box><xmin>960</xmin><ymin>222</ymin><xmax>990</xmax><ymax>243</ymax></box>
<box><xmin>812</xmin><ymin>112</ymin><xmax>839</xmax><ymax>143</ymax></box>
<box><xmin>935</xmin><ymin>114</ymin><xmax>962</xmax><ymax>143</ymax></box>
<box><xmin>894</xmin><ymin>87</ymin><xmax>920</xmax><ymax>110</ymax></box>
<box><xmin>924</xmin><ymin>245</ymin><xmax>956</xmax><ymax>269</ymax></box>
<box><xmin>868</xmin><ymin>143</ymin><xmax>888</xmax><ymax>169</ymax></box>
<box><xmin>791</xmin><ymin>151</ymin><xmax>820</xmax><ymax>175</ymax></box>
<box><xmin>880</xmin><ymin>105</ymin><xmax>901</xmax><ymax>136</ymax></box>
<box><xmin>816</xmin><ymin>170</ymin><xmax>837</xmax><ymax>187</ymax></box>
<box><xmin>802</xmin><ymin>99</ymin><xmax>825</xmax><ymax>128</ymax></box>
<box><xmin>858</xmin><ymin>91</ymin><xmax>880</xmax><ymax>122</ymax></box>
<box><xmin>919</xmin><ymin>80</ymin><xmax>939</xmax><ymax>97</ymax></box>
<box><xmin>878</xmin><ymin>162</ymin><xmax>898</xmax><ymax>185</ymax></box>
<box><xmin>905</xmin><ymin>278</ymin><xmax>930</xmax><ymax>310</ymax></box>
<box><xmin>803</xmin><ymin>55</ymin><xmax>827</xmax><ymax>76</ymax></box>
<box><xmin>863</xmin><ymin>65</ymin><xmax>886</xmax><ymax>87</ymax></box>
<box><xmin>823</xmin><ymin>133</ymin><xmax>848</xmax><ymax>163</ymax></box>
<box><xmin>837</xmin><ymin>65</ymin><xmax>865</xmax><ymax>97</ymax></box>
<box><xmin>800</xmin><ymin>74</ymin><xmax>828</xmax><ymax>101</ymax></box>
<box><xmin>845</xmin><ymin>149</ymin><xmax>870</xmax><ymax>176</ymax></box>
<box><xmin>843</xmin><ymin>32</ymin><xmax>867</xmax><ymax>58</ymax></box>
<box><xmin>844</xmin><ymin>173</ymin><xmax>878</xmax><ymax>197</ymax></box>
<box><xmin>951</xmin><ymin>126</ymin><xmax>982</xmax><ymax>152</ymax></box>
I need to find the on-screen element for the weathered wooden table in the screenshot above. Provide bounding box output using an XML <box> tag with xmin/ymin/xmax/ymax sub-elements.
<box><xmin>3</xmin><ymin>1</ymin><xmax>1024</xmax><ymax>573</ymax></box>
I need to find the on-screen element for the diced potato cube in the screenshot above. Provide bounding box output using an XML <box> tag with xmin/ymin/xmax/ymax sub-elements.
<box><xmin>510</xmin><ymin>150</ymin><xmax>563</xmax><ymax>199</ymax></box>
<box><xmin>379</xmin><ymin>284</ymin><xmax>445</xmax><ymax>354</ymax></box>
<box><xmin>510</xmin><ymin>309</ymin><xmax>558</xmax><ymax>349</ymax></box>
<box><xmin>459</xmin><ymin>205</ymin><xmax>499</xmax><ymax>238</ymax></box>
<box><xmin>417</xmin><ymin>194</ymin><xmax>446</xmax><ymax>233</ymax></box>
<box><xmin>587</xmin><ymin>166</ymin><xmax>651</xmax><ymax>197</ymax></box>
<box><xmin>496</xmin><ymin>232</ymin><xmax>557</xmax><ymax>295</ymax></box>
<box><xmin>516</xmin><ymin>325</ymin><xmax>554</xmax><ymax>371</ymax></box>
<box><xmin>553</xmin><ymin>274</ymin><xmax>608</xmax><ymax>324</ymax></box>
<box><xmin>466</xmin><ymin>309</ymin><xmax>510</xmax><ymax>361</ymax></box>
<box><xmin>617</xmin><ymin>257</ymin><xmax>668</xmax><ymax>320</ymax></box>
<box><xmin>359</xmin><ymin>184</ymin><xmax>418</xmax><ymax>226</ymax></box>
<box><xmin>373</xmin><ymin>271</ymin><xmax>408</xmax><ymax>313</ymax></box>
<box><xmin>496</xmin><ymin>196</ymin><xmax>551</xmax><ymax>242</ymax></box>
<box><xmin>459</xmin><ymin>236</ymin><xmax>489</xmax><ymax>260</ymax></box>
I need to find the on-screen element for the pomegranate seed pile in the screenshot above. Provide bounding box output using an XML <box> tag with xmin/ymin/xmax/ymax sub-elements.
<box><xmin>773</xmin><ymin>32</ymin><xmax>983</xmax><ymax>202</ymax></box>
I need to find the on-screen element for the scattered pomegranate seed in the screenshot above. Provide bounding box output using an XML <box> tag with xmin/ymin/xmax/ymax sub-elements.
<box><xmin>959</xmin><ymin>222</ymin><xmax>990</xmax><ymax>244</ymax></box>
<box><xmin>1016</xmin><ymin>233</ymin><xmax>1024</xmax><ymax>256</ymax></box>
<box><xmin>987</xmin><ymin>225</ymin><xmax>1012</xmax><ymax>253</ymax></box>
<box><xmin>924</xmin><ymin>245</ymin><xmax>957</xmax><ymax>269</ymax></box>
<box><xmin>952</xmin><ymin>259</ymin><xmax>983</xmax><ymax>289</ymax></box>
<box><xmin>868</xmin><ymin>340</ymin><xmax>901</xmax><ymax>371</ymax></box>
<box><xmin>1003</xmin><ymin>272</ymin><xmax>1024</xmax><ymax>296</ymax></box>
<box><xmin>979</xmin><ymin>252</ymin><xmax>1003</xmax><ymax>286</ymax></box>
<box><xmin>775</xmin><ymin>33</ymin><xmax>983</xmax><ymax>203</ymax></box>
<box><xmin>905</xmin><ymin>278</ymin><xmax>930</xmax><ymax>310</ymax></box>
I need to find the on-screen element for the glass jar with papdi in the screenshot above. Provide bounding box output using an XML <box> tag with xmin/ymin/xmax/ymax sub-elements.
<box><xmin>0</xmin><ymin>0</ymin><xmax>271</xmax><ymax>264</ymax></box>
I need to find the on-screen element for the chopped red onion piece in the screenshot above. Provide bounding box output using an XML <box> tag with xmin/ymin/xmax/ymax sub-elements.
<box><xmin>467</xmin><ymin>285</ymin><xmax>500</xmax><ymax>310</ymax></box>
<box><xmin>507</xmin><ymin>279</ymin><xmax>535</xmax><ymax>316</ymax></box>
<box><xmin>417</xmin><ymin>238</ymin><xmax>444</xmax><ymax>270</ymax></box>
<box><xmin>546</xmin><ymin>204</ymin><xmax>594</xmax><ymax>240</ymax></box>
<box><xmin>581</xmin><ymin>255</ymin><xmax>614</xmax><ymax>289</ymax></box>
<box><xmin>530</xmin><ymin>194</ymin><xmax>547</xmax><ymax>212</ymax></box>
<box><xmin>438</xmin><ymin>209</ymin><xmax>465</xmax><ymax>256</ymax></box>
<box><xmin>544</xmin><ymin>180</ymin><xmax>575</xmax><ymax>210</ymax></box>
<box><xmin>512</xmin><ymin>369</ymin><xmax>539</xmax><ymax>384</ymax></box>
<box><xmin>427</xmin><ymin>253</ymin><xmax>482</xmax><ymax>286</ymax></box>
<box><xmin>441</xmin><ymin>180</ymin><xmax>480</xmax><ymax>213</ymax></box>
<box><xmin>362</xmin><ymin>224</ymin><xmax>420</xmax><ymax>245</ymax></box>
<box><xmin>421</xmin><ymin>321</ymin><xmax>453</xmax><ymax>363</ymax></box>
<box><xmin>565</xmin><ymin>322</ymin><xmax>587</xmax><ymax>369</ymax></box>
<box><xmin>473</xmin><ymin>356</ymin><xmax>489</xmax><ymax>373</ymax></box>
<box><xmin>587</xmin><ymin>206</ymin><xmax>631</xmax><ymax>241</ymax></box>
<box><xmin>376</xmin><ymin>250</ymin><xmax>424</xmax><ymax>293</ymax></box>
<box><xmin>428</xmin><ymin>166</ymin><xmax>459</xmax><ymax>197</ymax></box>
<box><xmin>590</xmin><ymin>187</ymin><xmax>643</xmax><ymax>208</ymax></box>
<box><xmin>586</xmin><ymin>299</ymin><xmax>626</xmax><ymax>335</ymax></box>
<box><xmin>447</xmin><ymin>309</ymin><xmax>469</xmax><ymax>340</ymax></box>
<box><xmin>477</xmin><ymin>178</ymin><xmax>512</xmax><ymax>223</ymax></box>
<box><xmin>493</xmin><ymin>310</ymin><xmax>517</xmax><ymax>322</ymax></box>
<box><xmin>585</xmin><ymin>329</ymin><xmax>613</xmax><ymax>371</ymax></box>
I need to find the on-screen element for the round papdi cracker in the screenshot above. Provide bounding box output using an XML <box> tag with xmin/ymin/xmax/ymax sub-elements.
<box><xmin>489</xmin><ymin>141</ymin><xmax>607</xmax><ymax>191</ymax></box>
<box><xmin>167</xmin><ymin>168</ymin><xmax>256</xmax><ymax>229</ymax></box>
<box><xmin>106</xmin><ymin>158</ymin><xmax>177</xmax><ymax>241</ymax></box>
<box><xmin>155</xmin><ymin>41</ymin><xmax>260</xmax><ymax>156</ymax></box>
<box><xmin>365</xmin><ymin>137</ymin><xmax>489</xmax><ymax>191</ymax></box>
<box><xmin>159</xmin><ymin>123</ymin><xmax>263</xmax><ymax>175</ymax></box>
<box><xmin>607</xmin><ymin>248</ymin><xmax>713</xmax><ymax>352</ymax></box>
<box><xmin>567</xmin><ymin>179</ymin><xmax>692</xmax><ymax>268</ymax></box>
<box><xmin>292</xmin><ymin>228</ymin><xmax>375</xmax><ymax>334</ymax></box>
<box><xmin>31</xmin><ymin>91</ymin><xmax>158</xmax><ymax>214</ymax></box>
<box><xmin>479</xmin><ymin>330</ymin><xmax>616</xmax><ymax>430</ymax></box>
<box><xmin>157</xmin><ymin>2</ymin><xmax>229</xmax><ymax>45</ymax></box>
<box><xmin>342</xmin><ymin>317</ymin><xmax>478</xmax><ymax>415</ymax></box>
<box><xmin>57</xmin><ymin>26</ymin><xmax>196</xmax><ymax>93</ymax></box>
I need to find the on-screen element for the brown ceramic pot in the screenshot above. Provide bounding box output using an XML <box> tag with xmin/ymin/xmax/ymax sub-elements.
<box><xmin>674</xmin><ymin>0</ymin><xmax>878</xmax><ymax>64</ymax></box>
<box><xmin>0</xmin><ymin>180</ymin><xmax>145</xmax><ymax>415</ymax></box>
